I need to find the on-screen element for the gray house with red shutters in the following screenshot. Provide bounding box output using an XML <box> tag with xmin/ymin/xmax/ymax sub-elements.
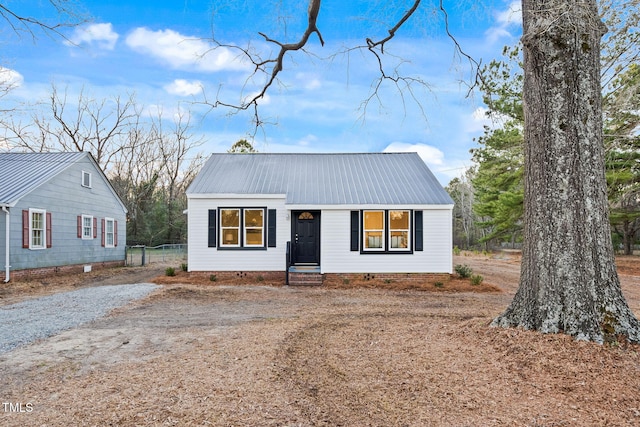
<box><xmin>0</xmin><ymin>152</ymin><xmax>127</xmax><ymax>282</ymax></box>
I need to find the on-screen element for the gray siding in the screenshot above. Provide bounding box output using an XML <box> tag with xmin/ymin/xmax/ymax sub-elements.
<box><xmin>8</xmin><ymin>156</ymin><xmax>126</xmax><ymax>270</ymax></box>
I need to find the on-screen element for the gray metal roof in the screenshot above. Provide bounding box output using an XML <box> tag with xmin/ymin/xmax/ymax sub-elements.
<box><xmin>187</xmin><ymin>153</ymin><xmax>454</xmax><ymax>205</ymax></box>
<box><xmin>0</xmin><ymin>152</ymin><xmax>91</xmax><ymax>206</ymax></box>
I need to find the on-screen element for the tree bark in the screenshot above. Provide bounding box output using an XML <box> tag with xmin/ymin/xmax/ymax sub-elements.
<box><xmin>492</xmin><ymin>0</ymin><xmax>640</xmax><ymax>343</ymax></box>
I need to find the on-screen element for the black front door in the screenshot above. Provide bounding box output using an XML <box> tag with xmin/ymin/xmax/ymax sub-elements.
<box><xmin>292</xmin><ymin>211</ymin><xmax>320</xmax><ymax>264</ymax></box>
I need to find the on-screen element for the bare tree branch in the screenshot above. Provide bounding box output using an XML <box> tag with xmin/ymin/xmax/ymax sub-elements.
<box><xmin>365</xmin><ymin>0</ymin><xmax>422</xmax><ymax>54</ymax></box>
<box><xmin>0</xmin><ymin>1</ymin><xmax>87</xmax><ymax>43</ymax></box>
<box><xmin>200</xmin><ymin>0</ymin><xmax>482</xmax><ymax>132</ymax></box>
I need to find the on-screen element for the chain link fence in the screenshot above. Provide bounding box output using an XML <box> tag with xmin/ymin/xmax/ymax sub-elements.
<box><xmin>125</xmin><ymin>244</ymin><xmax>187</xmax><ymax>267</ymax></box>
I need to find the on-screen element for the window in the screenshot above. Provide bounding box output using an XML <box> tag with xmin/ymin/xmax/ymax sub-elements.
<box><xmin>105</xmin><ymin>218</ymin><xmax>115</xmax><ymax>247</ymax></box>
<box><xmin>30</xmin><ymin>209</ymin><xmax>46</xmax><ymax>249</ymax></box>
<box><xmin>23</xmin><ymin>209</ymin><xmax>51</xmax><ymax>249</ymax></box>
<box><xmin>82</xmin><ymin>171</ymin><xmax>92</xmax><ymax>188</ymax></box>
<box><xmin>244</xmin><ymin>209</ymin><xmax>264</xmax><ymax>247</ymax></box>
<box><xmin>218</xmin><ymin>208</ymin><xmax>266</xmax><ymax>249</ymax></box>
<box><xmin>389</xmin><ymin>210</ymin><xmax>410</xmax><ymax>250</ymax></box>
<box><xmin>220</xmin><ymin>209</ymin><xmax>240</xmax><ymax>247</ymax></box>
<box><xmin>82</xmin><ymin>215</ymin><xmax>93</xmax><ymax>239</ymax></box>
<box><xmin>208</xmin><ymin>208</ymin><xmax>276</xmax><ymax>248</ymax></box>
<box><xmin>100</xmin><ymin>218</ymin><xmax>117</xmax><ymax>248</ymax></box>
<box><xmin>363</xmin><ymin>210</ymin><xmax>384</xmax><ymax>250</ymax></box>
<box><xmin>358</xmin><ymin>210</ymin><xmax>413</xmax><ymax>254</ymax></box>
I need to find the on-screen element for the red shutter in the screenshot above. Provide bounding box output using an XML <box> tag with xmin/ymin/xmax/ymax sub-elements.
<box><xmin>22</xmin><ymin>210</ymin><xmax>29</xmax><ymax>248</ymax></box>
<box><xmin>93</xmin><ymin>217</ymin><xmax>98</xmax><ymax>239</ymax></box>
<box><xmin>114</xmin><ymin>221</ymin><xmax>118</xmax><ymax>247</ymax></box>
<box><xmin>77</xmin><ymin>216</ymin><xmax>82</xmax><ymax>238</ymax></box>
<box><xmin>46</xmin><ymin>212</ymin><xmax>52</xmax><ymax>248</ymax></box>
<box><xmin>101</xmin><ymin>218</ymin><xmax>105</xmax><ymax>247</ymax></box>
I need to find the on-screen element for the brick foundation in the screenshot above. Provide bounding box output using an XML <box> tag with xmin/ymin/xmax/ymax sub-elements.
<box><xmin>2</xmin><ymin>260</ymin><xmax>126</xmax><ymax>282</ymax></box>
<box><xmin>188</xmin><ymin>271</ymin><xmax>287</xmax><ymax>284</ymax></box>
<box><xmin>323</xmin><ymin>272</ymin><xmax>451</xmax><ymax>284</ymax></box>
<box><xmin>187</xmin><ymin>271</ymin><xmax>450</xmax><ymax>287</ymax></box>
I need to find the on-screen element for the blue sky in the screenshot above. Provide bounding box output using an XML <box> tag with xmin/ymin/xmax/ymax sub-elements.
<box><xmin>1</xmin><ymin>1</ymin><xmax>522</xmax><ymax>184</ymax></box>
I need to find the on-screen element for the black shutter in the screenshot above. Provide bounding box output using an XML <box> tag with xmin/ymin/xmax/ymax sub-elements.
<box><xmin>414</xmin><ymin>210</ymin><xmax>423</xmax><ymax>251</ymax></box>
<box><xmin>350</xmin><ymin>211</ymin><xmax>359</xmax><ymax>251</ymax></box>
<box><xmin>267</xmin><ymin>209</ymin><xmax>277</xmax><ymax>247</ymax></box>
<box><xmin>208</xmin><ymin>210</ymin><xmax>217</xmax><ymax>247</ymax></box>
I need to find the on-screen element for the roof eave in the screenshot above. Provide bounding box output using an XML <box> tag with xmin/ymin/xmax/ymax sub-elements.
<box><xmin>187</xmin><ymin>193</ymin><xmax>287</xmax><ymax>199</ymax></box>
<box><xmin>286</xmin><ymin>203</ymin><xmax>454</xmax><ymax>210</ymax></box>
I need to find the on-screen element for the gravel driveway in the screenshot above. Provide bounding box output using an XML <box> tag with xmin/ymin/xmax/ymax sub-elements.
<box><xmin>0</xmin><ymin>283</ymin><xmax>158</xmax><ymax>353</ymax></box>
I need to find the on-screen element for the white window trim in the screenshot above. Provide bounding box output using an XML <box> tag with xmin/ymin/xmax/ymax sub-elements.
<box><xmin>220</xmin><ymin>209</ymin><xmax>241</xmax><ymax>248</ymax></box>
<box><xmin>363</xmin><ymin>210</ymin><xmax>385</xmax><ymax>252</ymax></box>
<box><xmin>105</xmin><ymin>217</ymin><xmax>115</xmax><ymax>248</ymax></box>
<box><xmin>243</xmin><ymin>209</ymin><xmax>265</xmax><ymax>247</ymax></box>
<box><xmin>82</xmin><ymin>214</ymin><xmax>93</xmax><ymax>240</ymax></box>
<box><xmin>29</xmin><ymin>208</ymin><xmax>47</xmax><ymax>250</ymax></box>
<box><xmin>82</xmin><ymin>170</ymin><xmax>92</xmax><ymax>188</ymax></box>
<box><xmin>388</xmin><ymin>210</ymin><xmax>411</xmax><ymax>251</ymax></box>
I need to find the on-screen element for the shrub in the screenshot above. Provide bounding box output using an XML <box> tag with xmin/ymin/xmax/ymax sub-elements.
<box><xmin>165</xmin><ymin>267</ymin><xmax>176</xmax><ymax>277</ymax></box>
<box><xmin>434</xmin><ymin>281</ymin><xmax>444</xmax><ymax>288</ymax></box>
<box><xmin>343</xmin><ymin>278</ymin><xmax>350</xmax><ymax>285</ymax></box>
<box><xmin>454</xmin><ymin>264</ymin><xmax>473</xmax><ymax>278</ymax></box>
<box><xmin>209</xmin><ymin>274</ymin><xmax>217</xmax><ymax>282</ymax></box>
<box><xmin>180</xmin><ymin>263</ymin><xmax>188</xmax><ymax>272</ymax></box>
<box><xmin>257</xmin><ymin>275</ymin><xmax>264</xmax><ymax>282</ymax></box>
<box><xmin>471</xmin><ymin>274</ymin><xmax>484</xmax><ymax>286</ymax></box>
<box><xmin>453</xmin><ymin>246</ymin><xmax>461</xmax><ymax>256</ymax></box>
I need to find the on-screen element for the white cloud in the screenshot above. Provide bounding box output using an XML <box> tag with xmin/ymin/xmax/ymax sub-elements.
<box><xmin>164</xmin><ymin>79</ymin><xmax>203</xmax><ymax>96</ymax></box>
<box><xmin>66</xmin><ymin>23</ymin><xmax>119</xmax><ymax>51</ymax></box>
<box><xmin>0</xmin><ymin>67</ymin><xmax>24</xmax><ymax>90</ymax></box>
<box><xmin>486</xmin><ymin>1</ymin><xmax>522</xmax><ymax>43</ymax></box>
<box><xmin>126</xmin><ymin>27</ymin><xmax>249</xmax><ymax>72</ymax></box>
<box><xmin>297</xmin><ymin>134</ymin><xmax>318</xmax><ymax>147</ymax></box>
<box><xmin>466</xmin><ymin>106</ymin><xmax>512</xmax><ymax>134</ymax></box>
<box><xmin>295</xmin><ymin>72</ymin><xmax>322</xmax><ymax>90</ymax></box>
<box><xmin>383</xmin><ymin>142</ymin><xmax>445</xmax><ymax>166</ymax></box>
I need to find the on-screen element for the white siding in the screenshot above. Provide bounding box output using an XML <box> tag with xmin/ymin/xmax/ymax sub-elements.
<box><xmin>321</xmin><ymin>208</ymin><xmax>452</xmax><ymax>274</ymax></box>
<box><xmin>188</xmin><ymin>199</ymin><xmax>452</xmax><ymax>274</ymax></box>
<box><xmin>187</xmin><ymin>197</ymin><xmax>288</xmax><ymax>271</ymax></box>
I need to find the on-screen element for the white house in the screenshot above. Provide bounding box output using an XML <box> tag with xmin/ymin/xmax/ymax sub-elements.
<box><xmin>186</xmin><ymin>152</ymin><xmax>454</xmax><ymax>285</ymax></box>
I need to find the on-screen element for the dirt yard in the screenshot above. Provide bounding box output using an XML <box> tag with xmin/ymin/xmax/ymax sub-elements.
<box><xmin>1</xmin><ymin>253</ymin><xmax>640</xmax><ymax>426</ymax></box>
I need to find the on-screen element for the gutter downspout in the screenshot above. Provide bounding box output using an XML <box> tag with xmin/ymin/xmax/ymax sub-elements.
<box><xmin>2</xmin><ymin>206</ymin><xmax>9</xmax><ymax>283</ymax></box>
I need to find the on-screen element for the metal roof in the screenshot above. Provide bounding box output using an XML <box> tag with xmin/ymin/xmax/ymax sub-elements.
<box><xmin>0</xmin><ymin>152</ymin><xmax>92</xmax><ymax>206</ymax></box>
<box><xmin>187</xmin><ymin>153</ymin><xmax>454</xmax><ymax>205</ymax></box>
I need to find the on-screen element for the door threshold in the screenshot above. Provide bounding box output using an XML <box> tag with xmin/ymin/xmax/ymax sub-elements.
<box><xmin>289</xmin><ymin>265</ymin><xmax>321</xmax><ymax>273</ymax></box>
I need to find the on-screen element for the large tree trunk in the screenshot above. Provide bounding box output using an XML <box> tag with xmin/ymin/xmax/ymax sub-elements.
<box><xmin>492</xmin><ymin>0</ymin><xmax>640</xmax><ymax>343</ymax></box>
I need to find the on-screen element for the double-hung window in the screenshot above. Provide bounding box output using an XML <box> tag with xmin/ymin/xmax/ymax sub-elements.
<box><xmin>105</xmin><ymin>218</ymin><xmax>115</xmax><ymax>247</ymax></box>
<box><xmin>360</xmin><ymin>210</ymin><xmax>412</xmax><ymax>253</ymax></box>
<box><xmin>30</xmin><ymin>209</ymin><xmax>46</xmax><ymax>249</ymax></box>
<box><xmin>363</xmin><ymin>211</ymin><xmax>385</xmax><ymax>251</ymax></box>
<box><xmin>220</xmin><ymin>209</ymin><xmax>241</xmax><ymax>247</ymax></box>
<box><xmin>219</xmin><ymin>208</ymin><xmax>265</xmax><ymax>248</ymax></box>
<box><xmin>244</xmin><ymin>209</ymin><xmax>264</xmax><ymax>247</ymax></box>
<box><xmin>389</xmin><ymin>210</ymin><xmax>410</xmax><ymax>250</ymax></box>
<box><xmin>23</xmin><ymin>209</ymin><xmax>51</xmax><ymax>249</ymax></box>
<box><xmin>82</xmin><ymin>215</ymin><xmax>93</xmax><ymax>239</ymax></box>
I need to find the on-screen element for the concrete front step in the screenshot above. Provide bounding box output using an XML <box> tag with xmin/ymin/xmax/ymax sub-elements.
<box><xmin>288</xmin><ymin>272</ymin><xmax>323</xmax><ymax>286</ymax></box>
